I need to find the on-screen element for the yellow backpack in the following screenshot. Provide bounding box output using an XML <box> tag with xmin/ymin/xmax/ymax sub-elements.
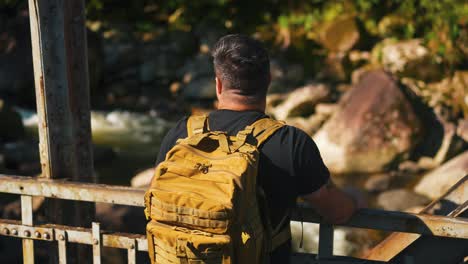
<box><xmin>145</xmin><ymin>115</ymin><xmax>291</xmax><ymax>264</ymax></box>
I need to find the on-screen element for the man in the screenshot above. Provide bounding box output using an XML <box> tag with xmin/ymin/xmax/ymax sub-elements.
<box><xmin>156</xmin><ymin>34</ymin><xmax>358</xmax><ymax>263</ymax></box>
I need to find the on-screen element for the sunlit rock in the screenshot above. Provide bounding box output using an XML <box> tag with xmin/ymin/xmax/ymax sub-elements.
<box><xmin>131</xmin><ymin>167</ymin><xmax>155</xmax><ymax>188</ymax></box>
<box><xmin>285</xmin><ymin>114</ymin><xmax>329</xmax><ymax>136</ymax></box>
<box><xmin>271</xmin><ymin>84</ymin><xmax>330</xmax><ymax>120</ymax></box>
<box><xmin>372</xmin><ymin>39</ymin><xmax>443</xmax><ymax>81</ymax></box>
<box><xmin>377</xmin><ymin>189</ymin><xmax>430</xmax><ymax>211</ymax></box>
<box><xmin>414</xmin><ymin>151</ymin><xmax>468</xmax><ymax>199</ymax></box>
<box><xmin>457</xmin><ymin>119</ymin><xmax>468</xmax><ymax>142</ymax></box>
<box><xmin>313</xmin><ymin>70</ymin><xmax>422</xmax><ymax>174</ymax></box>
<box><xmin>319</xmin><ymin>16</ymin><xmax>359</xmax><ymax>53</ymax></box>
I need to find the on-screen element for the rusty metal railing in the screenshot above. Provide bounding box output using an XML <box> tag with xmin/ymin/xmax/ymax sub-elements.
<box><xmin>0</xmin><ymin>174</ymin><xmax>467</xmax><ymax>263</ymax></box>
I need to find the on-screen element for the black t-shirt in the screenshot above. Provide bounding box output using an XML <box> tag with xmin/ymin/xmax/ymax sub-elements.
<box><xmin>156</xmin><ymin>109</ymin><xmax>330</xmax><ymax>263</ymax></box>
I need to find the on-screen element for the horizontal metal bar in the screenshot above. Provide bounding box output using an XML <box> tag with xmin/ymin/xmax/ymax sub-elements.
<box><xmin>1</xmin><ymin>175</ymin><xmax>467</xmax><ymax>240</ymax></box>
<box><xmin>0</xmin><ymin>175</ymin><xmax>145</xmax><ymax>207</ymax></box>
<box><xmin>0</xmin><ymin>219</ymin><xmax>147</xmax><ymax>251</ymax></box>
<box><xmin>293</xmin><ymin>208</ymin><xmax>468</xmax><ymax>239</ymax></box>
<box><xmin>0</xmin><ymin>219</ymin><xmax>55</xmax><ymax>241</ymax></box>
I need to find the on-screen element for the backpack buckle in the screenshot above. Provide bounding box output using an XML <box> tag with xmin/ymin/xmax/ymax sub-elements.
<box><xmin>176</xmin><ymin>237</ymin><xmax>188</xmax><ymax>257</ymax></box>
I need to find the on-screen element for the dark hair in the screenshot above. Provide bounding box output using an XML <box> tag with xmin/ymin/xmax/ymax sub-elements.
<box><xmin>212</xmin><ymin>34</ymin><xmax>270</xmax><ymax>104</ymax></box>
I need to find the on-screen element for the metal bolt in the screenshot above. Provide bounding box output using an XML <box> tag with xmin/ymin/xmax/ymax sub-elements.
<box><xmin>24</xmin><ymin>230</ymin><xmax>31</xmax><ymax>237</ymax></box>
<box><xmin>12</xmin><ymin>229</ymin><xmax>18</xmax><ymax>235</ymax></box>
<box><xmin>58</xmin><ymin>234</ymin><xmax>65</xmax><ymax>241</ymax></box>
<box><xmin>44</xmin><ymin>233</ymin><xmax>50</xmax><ymax>239</ymax></box>
<box><xmin>3</xmin><ymin>228</ymin><xmax>9</xmax><ymax>235</ymax></box>
<box><xmin>34</xmin><ymin>231</ymin><xmax>41</xmax><ymax>238</ymax></box>
<box><xmin>93</xmin><ymin>239</ymin><xmax>99</xmax><ymax>245</ymax></box>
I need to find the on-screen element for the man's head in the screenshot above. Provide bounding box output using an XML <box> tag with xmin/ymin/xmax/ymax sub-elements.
<box><xmin>212</xmin><ymin>34</ymin><xmax>270</xmax><ymax>110</ymax></box>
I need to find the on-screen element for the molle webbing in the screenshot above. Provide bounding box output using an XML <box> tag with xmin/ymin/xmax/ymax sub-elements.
<box><xmin>151</xmin><ymin>197</ymin><xmax>228</xmax><ymax>220</ymax></box>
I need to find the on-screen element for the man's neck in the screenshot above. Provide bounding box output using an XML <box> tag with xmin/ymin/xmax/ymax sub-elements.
<box><xmin>217</xmin><ymin>100</ymin><xmax>265</xmax><ymax>112</ymax></box>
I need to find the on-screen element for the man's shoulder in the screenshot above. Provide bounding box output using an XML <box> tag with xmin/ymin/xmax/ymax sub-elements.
<box><xmin>268</xmin><ymin>122</ymin><xmax>313</xmax><ymax>143</ymax></box>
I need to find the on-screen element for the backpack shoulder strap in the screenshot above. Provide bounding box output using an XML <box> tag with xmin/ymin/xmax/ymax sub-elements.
<box><xmin>249</xmin><ymin>118</ymin><xmax>285</xmax><ymax>147</ymax></box>
<box><xmin>234</xmin><ymin>118</ymin><xmax>285</xmax><ymax>151</ymax></box>
<box><xmin>187</xmin><ymin>115</ymin><xmax>209</xmax><ymax>137</ymax></box>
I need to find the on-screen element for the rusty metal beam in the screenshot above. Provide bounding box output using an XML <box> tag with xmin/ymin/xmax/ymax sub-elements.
<box><xmin>28</xmin><ymin>0</ymin><xmax>95</xmax><ymax>261</ymax></box>
<box><xmin>365</xmin><ymin>175</ymin><xmax>468</xmax><ymax>261</ymax></box>
<box><xmin>293</xmin><ymin>207</ymin><xmax>468</xmax><ymax>240</ymax></box>
<box><xmin>0</xmin><ymin>219</ymin><xmax>148</xmax><ymax>252</ymax></box>
<box><xmin>0</xmin><ymin>175</ymin><xmax>145</xmax><ymax>207</ymax></box>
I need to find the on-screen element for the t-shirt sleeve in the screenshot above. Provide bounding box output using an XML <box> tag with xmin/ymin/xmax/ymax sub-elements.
<box><xmin>155</xmin><ymin>117</ymin><xmax>188</xmax><ymax>166</ymax></box>
<box><xmin>292</xmin><ymin>128</ymin><xmax>330</xmax><ymax>196</ymax></box>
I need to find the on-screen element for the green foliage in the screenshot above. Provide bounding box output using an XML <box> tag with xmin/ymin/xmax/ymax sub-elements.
<box><xmin>2</xmin><ymin>0</ymin><xmax>465</xmax><ymax>71</ymax></box>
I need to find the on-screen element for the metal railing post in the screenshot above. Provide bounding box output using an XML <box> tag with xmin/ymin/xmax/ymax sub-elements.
<box><xmin>317</xmin><ymin>223</ymin><xmax>334</xmax><ymax>259</ymax></box>
<box><xmin>28</xmin><ymin>0</ymin><xmax>94</xmax><ymax>262</ymax></box>
<box><xmin>21</xmin><ymin>195</ymin><xmax>34</xmax><ymax>264</ymax></box>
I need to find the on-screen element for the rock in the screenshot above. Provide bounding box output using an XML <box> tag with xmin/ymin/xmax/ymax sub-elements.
<box><xmin>430</xmin><ymin>114</ymin><xmax>464</xmax><ymax>165</ymax></box>
<box><xmin>136</xmin><ymin>30</ymin><xmax>197</xmax><ymax>83</ymax></box>
<box><xmin>0</xmin><ymin>10</ymin><xmax>35</xmax><ymax>105</ymax></box>
<box><xmin>131</xmin><ymin>168</ymin><xmax>155</xmax><ymax>188</ymax></box>
<box><xmin>414</xmin><ymin>151</ymin><xmax>468</xmax><ymax>199</ymax></box>
<box><xmin>457</xmin><ymin>119</ymin><xmax>468</xmax><ymax>142</ymax></box>
<box><xmin>452</xmin><ymin>71</ymin><xmax>468</xmax><ymax>117</ymax></box>
<box><xmin>269</xmin><ymin>59</ymin><xmax>305</xmax><ymax>94</ymax></box>
<box><xmin>3</xmin><ymin>140</ymin><xmax>40</xmax><ymax>175</ymax></box>
<box><xmin>315</xmin><ymin>103</ymin><xmax>338</xmax><ymax>116</ymax></box>
<box><xmin>0</xmin><ymin>100</ymin><xmax>25</xmax><ymax>142</ymax></box>
<box><xmin>319</xmin><ymin>16</ymin><xmax>359</xmax><ymax>53</ymax></box>
<box><xmin>182</xmin><ymin>77</ymin><xmax>216</xmax><ymax>100</ymax></box>
<box><xmin>372</xmin><ymin>39</ymin><xmax>443</xmax><ymax>82</ymax></box>
<box><xmin>265</xmin><ymin>94</ymin><xmax>287</xmax><ymax>116</ymax></box>
<box><xmin>377</xmin><ymin>189</ymin><xmax>430</xmax><ymax>211</ymax></box>
<box><xmin>351</xmin><ymin>64</ymin><xmax>383</xmax><ymax>84</ymax></box>
<box><xmin>271</xmin><ymin>84</ymin><xmax>330</xmax><ymax>120</ymax></box>
<box><xmin>178</xmin><ymin>54</ymin><xmax>213</xmax><ymax>83</ymax></box>
<box><xmin>285</xmin><ymin>114</ymin><xmax>329</xmax><ymax>136</ymax></box>
<box><xmin>398</xmin><ymin>160</ymin><xmax>425</xmax><ymax>174</ymax></box>
<box><xmin>364</xmin><ymin>173</ymin><xmax>394</xmax><ymax>193</ymax></box>
<box><xmin>313</xmin><ymin>70</ymin><xmax>422</xmax><ymax>174</ymax></box>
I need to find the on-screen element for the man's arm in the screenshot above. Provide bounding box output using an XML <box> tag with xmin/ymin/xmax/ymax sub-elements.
<box><xmin>302</xmin><ymin>179</ymin><xmax>360</xmax><ymax>224</ymax></box>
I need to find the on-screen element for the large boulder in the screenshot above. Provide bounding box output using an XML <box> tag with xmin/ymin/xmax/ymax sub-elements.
<box><xmin>414</xmin><ymin>151</ymin><xmax>468</xmax><ymax>199</ymax></box>
<box><xmin>313</xmin><ymin>70</ymin><xmax>422</xmax><ymax>174</ymax></box>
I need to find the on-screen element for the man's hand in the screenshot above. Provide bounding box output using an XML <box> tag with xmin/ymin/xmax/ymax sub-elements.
<box><xmin>302</xmin><ymin>179</ymin><xmax>363</xmax><ymax>224</ymax></box>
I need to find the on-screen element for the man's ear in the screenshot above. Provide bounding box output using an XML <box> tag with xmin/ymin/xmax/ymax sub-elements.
<box><xmin>215</xmin><ymin>77</ymin><xmax>223</xmax><ymax>96</ymax></box>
